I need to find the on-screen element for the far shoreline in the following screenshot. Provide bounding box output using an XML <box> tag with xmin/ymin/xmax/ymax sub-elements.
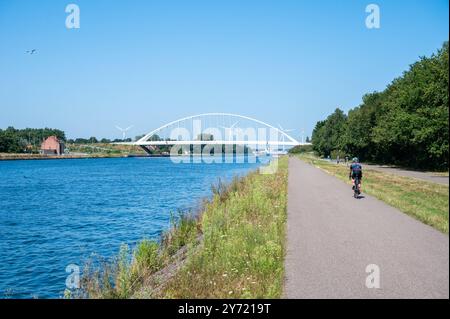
<box><xmin>0</xmin><ymin>153</ymin><xmax>168</xmax><ymax>162</ymax></box>
<box><xmin>0</xmin><ymin>153</ymin><xmax>262</xmax><ymax>162</ymax></box>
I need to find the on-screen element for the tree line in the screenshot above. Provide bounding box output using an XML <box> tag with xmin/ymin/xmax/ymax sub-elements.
<box><xmin>66</xmin><ymin>137</ymin><xmax>132</xmax><ymax>144</ymax></box>
<box><xmin>0</xmin><ymin>127</ymin><xmax>66</xmax><ymax>153</ymax></box>
<box><xmin>0</xmin><ymin>127</ymin><xmax>141</xmax><ymax>153</ymax></box>
<box><xmin>0</xmin><ymin>128</ymin><xmax>249</xmax><ymax>155</ymax></box>
<box><xmin>311</xmin><ymin>42</ymin><xmax>448</xmax><ymax>170</ymax></box>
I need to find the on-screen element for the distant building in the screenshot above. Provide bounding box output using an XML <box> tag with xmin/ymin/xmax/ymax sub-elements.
<box><xmin>40</xmin><ymin>136</ymin><xmax>65</xmax><ymax>155</ymax></box>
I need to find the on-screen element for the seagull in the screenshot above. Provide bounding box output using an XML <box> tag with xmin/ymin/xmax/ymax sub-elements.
<box><xmin>25</xmin><ymin>49</ymin><xmax>37</xmax><ymax>55</ymax></box>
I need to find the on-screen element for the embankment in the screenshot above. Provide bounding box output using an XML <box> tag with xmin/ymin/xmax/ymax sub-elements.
<box><xmin>76</xmin><ymin>157</ymin><xmax>288</xmax><ymax>299</ymax></box>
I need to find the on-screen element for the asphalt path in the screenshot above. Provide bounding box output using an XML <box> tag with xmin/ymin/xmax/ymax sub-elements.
<box><xmin>363</xmin><ymin>164</ymin><xmax>449</xmax><ymax>186</ymax></box>
<box><xmin>284</xmin><ymin>157</ymin><xmax>449</xmax><ymax>298</ymax></box>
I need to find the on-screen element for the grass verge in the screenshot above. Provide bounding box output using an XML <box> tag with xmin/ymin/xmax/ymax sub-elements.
<box><xmin>75</xmin><ymin>157</ymin><xmax>288</xmax><ymax>299</ymax></box>
<box><xmin>160</xmin><ymin>157</ymin><xmax>288</xmax><ymax>298</ymax></box>
<box><xmin>298</xmin><ymin>153</ymin><xmax>449</xmax><ymax>234</ymax></box>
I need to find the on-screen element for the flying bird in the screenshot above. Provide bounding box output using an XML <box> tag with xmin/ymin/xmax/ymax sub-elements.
<box><xmin>25</xmin><ymin>49</ymin><xmax>37</xmax><ymax>55</ymax></box>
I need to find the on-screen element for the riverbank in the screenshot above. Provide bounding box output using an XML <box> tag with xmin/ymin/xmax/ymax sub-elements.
<box><xmin>297</xmin><ymin>153</ymin><xmax>449</xmax><ymax>233</ymax></box>
<box><xmin>77</xmin><ymin>157</ymin><xmax>288</xmax><ymax>299</ymax></box>
<box><xmin>0</xmin><ymin>153</ymin><xmax>168</xmax><ymax>161</ymax></box>
<box><xmin>0</xmin><ymin>153</ymin><xmax>259</xmax><ymax>161</ymax></box>
<box><xmin>0</xmin><ymin>153</ymin><xmax>124</xmax><ymax>161</ymax></box>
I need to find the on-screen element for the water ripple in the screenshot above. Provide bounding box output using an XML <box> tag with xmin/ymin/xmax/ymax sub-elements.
<box><xmin>0</xmin><ymin>157</ymin><xmax>266</xmax><ymax>298</ymax></box>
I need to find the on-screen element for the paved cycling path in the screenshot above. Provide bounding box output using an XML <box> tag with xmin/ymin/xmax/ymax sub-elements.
<box><xmin>363</xmin><ymin>164</ymin><xmax>449</xmax><ymax>186</ymax></box>
<box><xmin>330</xmin><ymin>160</ymin><xmax>448</xmax><ymax>185</ymax></box>
<box><xmin>284</xmin><ymin>157</ymin><xmax>449</xmax><ymax>298</ymax></box>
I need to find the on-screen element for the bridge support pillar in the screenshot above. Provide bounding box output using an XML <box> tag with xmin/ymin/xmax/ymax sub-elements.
<box><xmin>140</xmin><ymin>145</ymin><xmax>154</xmax><ymax>155</ymax></box>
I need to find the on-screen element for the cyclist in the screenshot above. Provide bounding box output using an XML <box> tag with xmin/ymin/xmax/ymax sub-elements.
<box><xmin>349</xmin><ymin>157</ymin><xmax>362</xmax><ymax>193</ymax></box>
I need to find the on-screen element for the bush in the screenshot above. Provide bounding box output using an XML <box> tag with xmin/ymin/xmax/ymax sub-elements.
<box><xmin>133</xmin><ymin>240</ymin><xmax>162</xmax><ymax>274</ymax></box>
<box><xmin>162</xmin><ymin>212</ymin><xmax>199</xmax><ymax>256</ymax></box>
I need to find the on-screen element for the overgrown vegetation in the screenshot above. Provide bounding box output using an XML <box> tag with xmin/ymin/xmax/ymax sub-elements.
<box><xmin>75</xmin><ymin>211</ymin><xmax>199</xmax><ymax>299</ymax></box>
<box><xmin>74</xmin><ymin>158</ymin><xmax>288</xmax><ymax>299</ymax></box>
<box><xmin>288</xmin><ymin>144</ymin><xmax>313</xmax><ymax>154</ymax></box>
<box><xmin>312</xmin><ymin>42</ymin><xmax>449</xmax><ymax>170</ymax></box>
<box><xmin>298</xmin><ymin>153</ymin><xmax>449</xmax><ymax>233</ymax></box>
<box><xmin>66</xmin><ymin>143</ymin><xmax>146</xmax><ymax>156</ymax></box>
<box><xmin>161</xmin><ymin>158</ymin><xmax>287</xmax><ymax>298</ymax></box>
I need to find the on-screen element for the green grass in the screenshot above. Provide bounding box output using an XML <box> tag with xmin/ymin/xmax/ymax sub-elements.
<box><xmin>298</xmin><ymin>153</ymin><xmax>449</xmax><ymax>234</ymax></box>
<box><xmin>67</xmin><ymin>143</ymin><xmax>145</xmax><ymax>155</ymax></box>
<box><xmin>431</xmin><ymin>172</ymin><xmax>449</xmax><ymax>177</ymax></box>
<box><xmin>77</xmin><ymin>157</ymin><xmax>288</xmax><ymax>299</ymax></box>
<box><xmin>76</xmin><ymin>211</ymin><xmax>199</xmax><ymax>299</ymax></box>
<box><xmin>160</xmin><ymin>158</ymin><xmax>288</xmax><ymax>298</ymax></box>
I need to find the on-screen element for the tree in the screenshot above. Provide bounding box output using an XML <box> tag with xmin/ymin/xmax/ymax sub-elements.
<box><xmin>197</xmin><ymin>133</ymin><xmax>214</xmax><ymax>141</ymax></box>
<box><xmin>88</xmin><ymin>137</ymin><xmax>98</xmax><ymax>144</ymax></box>
<box><xmin>342</xmin><ymin>92</ymin><xmax>384</xmax><ymax>161</ymax></box>
<box><xmin>311</xmin><ymin>108</ymin><xmax>347</xmax><ymax>157</ymax></box>
<box><xmin>75</xmin><ymin>138</ymin><xmax>89</xmax><ymax>144</ymax></box>
<box><xmin>311</xmin><ymin>41</ymin><xmax>449</xmax><ymax>169</ymax></box>
<box><xmin>371</xmin><ymin>42</ymin><xmax>448</xmax><ymax>168</ymax></box>
<box><xmin>0</xmin><ymin>127</ymin><xmax>66</xmax><ymax>153</ymax></box>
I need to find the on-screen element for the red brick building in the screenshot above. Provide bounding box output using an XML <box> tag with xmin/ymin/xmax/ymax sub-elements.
<box><xmin>40</xmin><ymin>136</ymin><xmax>65</xmax><ymax>155</ymax></box>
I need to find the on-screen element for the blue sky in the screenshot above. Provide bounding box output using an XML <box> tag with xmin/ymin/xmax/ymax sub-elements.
<box><xmin>0</xmin><ymin>0</ymin><xmax>448</xmax><ymax>139</ymax></box>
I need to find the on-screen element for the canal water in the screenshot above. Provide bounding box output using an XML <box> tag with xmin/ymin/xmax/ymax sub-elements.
<box><xmin>0</xmin><ymin>156</ymin><xmax>268</xmax><ymax>298</ymax></box>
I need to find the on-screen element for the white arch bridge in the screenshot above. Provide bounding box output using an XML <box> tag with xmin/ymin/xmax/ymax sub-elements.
<box><xmin>117</xmin><ymin>113</ymin><xmax>310</xmax><ymax>155</ymax></box>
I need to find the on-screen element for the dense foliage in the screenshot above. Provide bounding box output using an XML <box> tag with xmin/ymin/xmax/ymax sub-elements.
<box><xmin>0</xmin><ymin>127</ymin><xmax>66</xmax><ymax>153</ymax></box>
<box><xmin>312</xmin><ymin>42</ymin><xmax>449</xmax><ymax>170</ymax></box>
<box><xmin>289</xmin><ymin>144</ymin><xmax>314</xmax><ymax>154</ymax></box>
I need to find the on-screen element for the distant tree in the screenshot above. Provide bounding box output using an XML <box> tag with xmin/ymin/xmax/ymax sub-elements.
<box><xmin>0</xmin><ymin>128</ymin><xmax>21</xmax><ymax>153</ymax></box>
<box><xmin>74</xmin><ymin>138</ymin><xmax>88</xmax><ymax>144</ymax></box>
<box><xmin>134</xmin><ymin>134</ymin><xmax>145</xmax><ymax>141</ymax></box>
<box><xmin>88</xmin><ymin>137</ymin><xmax>98</xmax><ymax>144</ymax></box>
<box><xmin>342</xmin><ymin>92</ymin><xmax>384</xmax><ymax>161</ymax></box>
<box><xmin>0</xmin><ymin>127</ymin><xmax>66</xmax><ymax>153</ymax></box>
<box><xmin>197</xmin><ymin>133</ymin><xmax>214</xmax><ymax>141</ymax></box>
<box><xmin>289</xmin><ymin>144</ymin><xmax>313</xmax><ymax>154</ymax></box>
<box><xmin>149</xmin><ymin>134</ymin><xmax>162</xmax><ymax>141</ymax></box>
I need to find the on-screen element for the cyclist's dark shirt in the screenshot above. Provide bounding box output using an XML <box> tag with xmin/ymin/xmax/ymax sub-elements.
<box><xmin>350</xmin><ymin>163</ymin><xmax>363</xmax><ymax>179</ymax></box>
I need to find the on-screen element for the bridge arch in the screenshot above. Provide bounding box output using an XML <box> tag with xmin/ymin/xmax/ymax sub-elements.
<box><xmin>135</xmin><ymin>113</ymin><xmax>301</xmax><ymax>146</ymax></box>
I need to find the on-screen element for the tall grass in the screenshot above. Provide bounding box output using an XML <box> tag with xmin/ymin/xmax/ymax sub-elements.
<box><xmin>77</xmin><ymin>212</ymin><xmax>199</xmax><ymax>298</ymax></box>
<box><xmin>160</xmin><ymin>158</ymin><xmax>288</xmax><ymax>298</ymax></box>
<box><xmin>76</xmin><ymin>157</ymin><xmax>288</xmax><ymax>298</ymax></box>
